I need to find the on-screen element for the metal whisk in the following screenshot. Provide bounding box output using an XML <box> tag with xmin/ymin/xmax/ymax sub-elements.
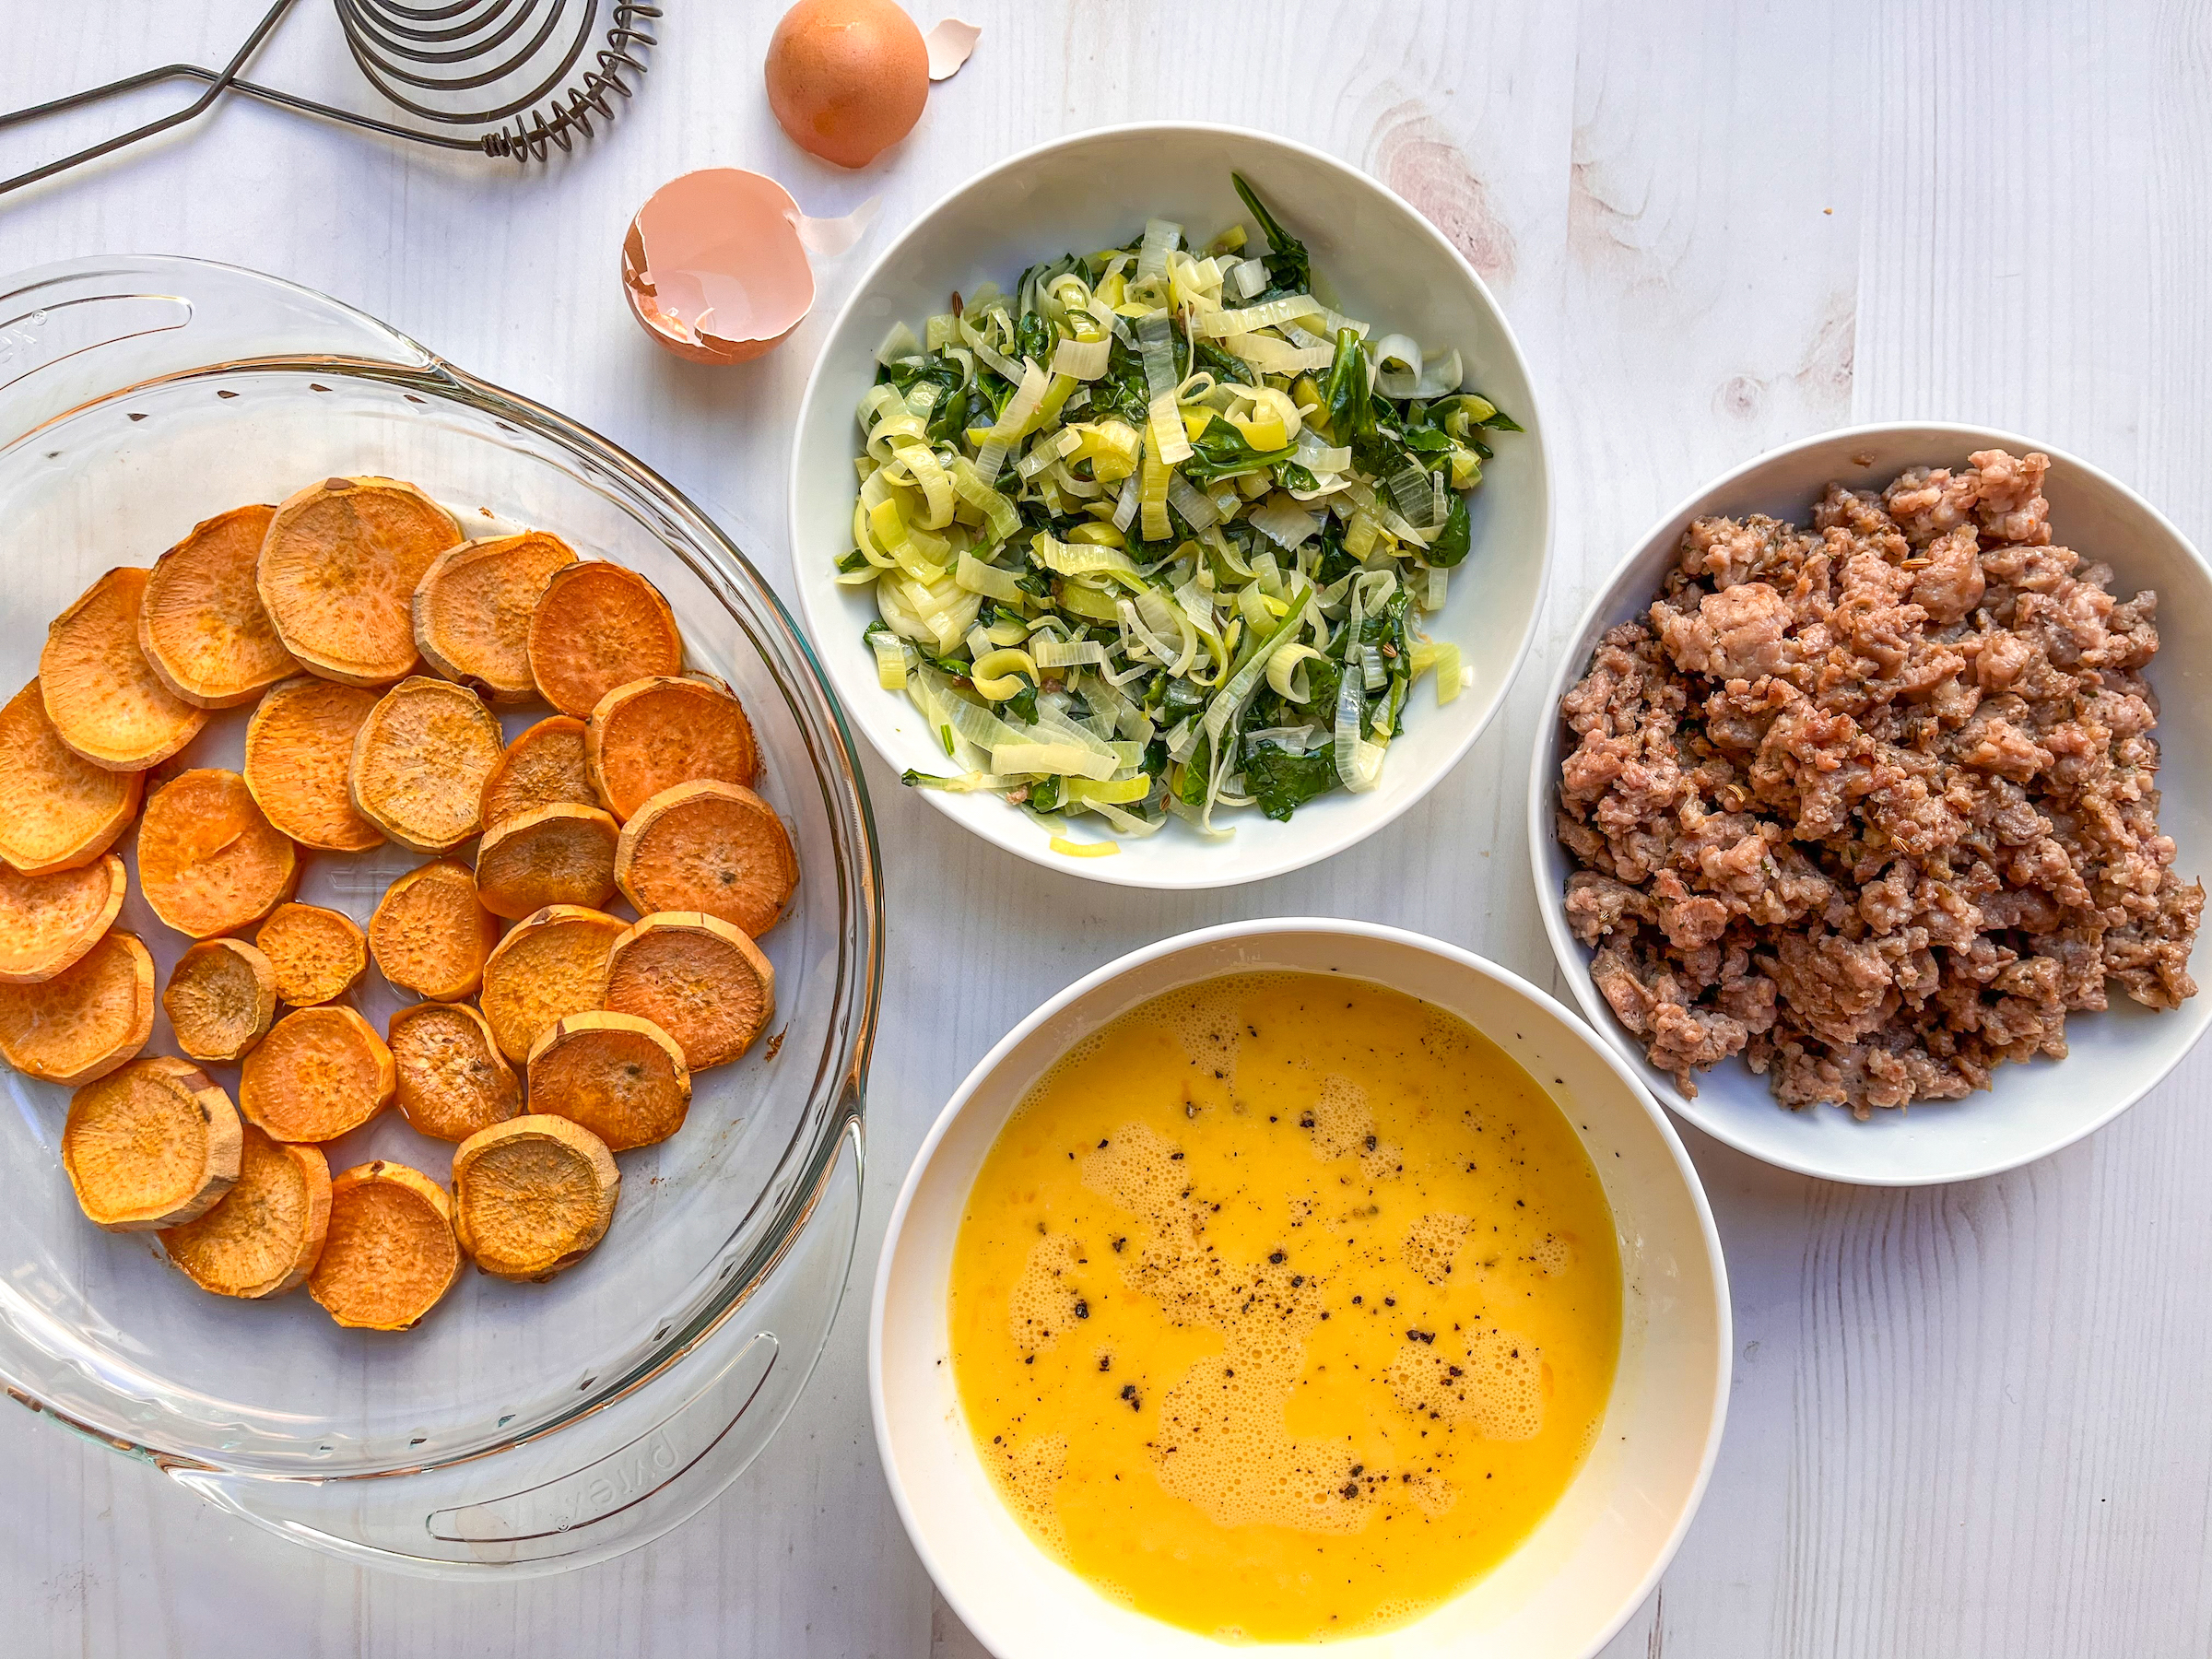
<box><xmin>0</xmin><ymin>0</ymin><xmax>660</xmax><ymax>197</ymax></box>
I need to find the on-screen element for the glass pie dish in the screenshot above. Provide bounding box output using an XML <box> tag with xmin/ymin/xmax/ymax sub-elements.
<box><xmin>0</xmin><ymin>256</ymin><xmax>880</xmax><ymax>1577</ymax></box>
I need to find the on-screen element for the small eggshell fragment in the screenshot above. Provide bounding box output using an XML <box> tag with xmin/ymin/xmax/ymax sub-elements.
<box><xmin>922</xmin><ymin>18</ymin><xmax>981</xmax><ymax>81</ymax></box>
<box><xmin>765</xmin><ymin>0</ymin><xmax>930</xmax><ymax>170</ymax></box>
<box><xmin>622</xmin><ymin>170</ymin><xmax>818</xmax><ymax>365</ymax></box>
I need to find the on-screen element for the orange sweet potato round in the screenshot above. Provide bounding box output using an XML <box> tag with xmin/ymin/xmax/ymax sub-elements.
<box><xmin>477</xmin><ymin>903</ymin><xmax>625</xmax><ymax>1063</ymax></box>
<box><xmin>243</xmin><ymin>677</ymin><xmax>386</xmax><ymax>852</ymax></box>
<box><xmin>138</xmin><ymin>504</ymin><xmax>298</xmax><ymax>709</ymax></box>
<box><xmin>475</xmin><ymin>803</ymin><xmax>618</xmax><ymax>919</ymax></box>
<box><xmin>257</xmin><ymin>476</ymin><xmax>462</xmax><ymax>686</ymax></box>
<box><xmin>136</xmin><ymin>768</ymin><xmax>299</xmax><ymax>938</ymax></box>
<box><xmin>163</xmin><ymin>937</ymin><xmax>277</xmax><ymax>1064</ymax></box>
<box><xmin>368</xmin><ymin>860</ymin><xmax>500</xmax><ymax>1001</ymax></box>
<box><xmin>0</xmin><ymin>929</ymin><xmax>155</xmax><ymax>1084</ymax></box>
<box><xmin>162</xmin><ymin>1126</ymin><xmax>331</xmax><ymax>1298</ymax></box>
<box><xmin>348</xmin><ymin>676</ymin><xmax>503</xmax><ymax>853</ymax></box>
<box><xmin>413</xmin><ymin>530</ymin><xmax>579</xmax><ymax>703</ymax></box>
<box><xmin>0</xmin><ymin>853</ymin><xmax>125</xmax><ymax>983</ymax></box>
<box><xmin>614</xmin><ymin>781</ymin><xmax>797</xmax><ymax>938</ymax></box>
<box><xmin>41</xmin><ymin>567</ymin><xmax>212</xmax><ymax>771</ymax></box>
<box><xmin>602</xmin><ymin>912</ymin><xmax>776</xmax><ymax>1071</ymax></box>
<box><xmin>0</xmin><ymin>679</ymin><xmax>144</xmax><ymax>875</ymax></box>
<box><xmin>311</xmin><ymin>1160</ymin><xmax>460</xmax><ymax>1330</ymax></box>
<box><xmin>387</xmin><ymin>1000</ymin><xmax>520</xmax><ymax>1142</ymax></box>
<box><xmin>452</xmin><ymin>1115</ymin><xmax>619</xmax><ymax>1280</ymax></box>
<box><xmin>525</xmin><ymin>1010</ymin><xmax>691</xmax><ymax>1151</ymax></box>
<box><xmin>479</xmin><ymin>714</ymin><xmax>596</xmax><ymax>827</ymax></box>
<box><xmin>586</xmin><ymin>675</ymin><xmax>761</xmax><ymax>821</ymax></box>
<box><xmin>254</xmin><ymin>902</ymin><xmax>368</xmax><ymax>1005</ymax></box>
<box><xmin>526</xmin><ymin>561</ymin><xmax>684</xmax><ymax>717</ymax></box>
<box><xmin>63</xmin><ymin>1055</ymin><xmax>241</xmax><ymax>1231</ymax></box>
<box><xmin>239</xmin><ymin>1004</ymin><xmax>395</xmax><ymax>1142</ymax></box>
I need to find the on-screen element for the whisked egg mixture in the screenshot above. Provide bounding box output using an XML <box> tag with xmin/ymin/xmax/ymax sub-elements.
<box><xmin>948</xmin><ymin>971</ymin><xmax>1622</xmax><ymax>1642</ymax></box>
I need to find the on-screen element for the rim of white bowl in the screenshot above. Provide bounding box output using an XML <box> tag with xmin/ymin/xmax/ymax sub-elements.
<box><xmin>868</xmin><ymin>917</ymin><xmax>1732</xmax><ymax>1658</ymax></box>
<box><xmin>1526</xmin><ymin>420</ymin><xmax>2212</xmax><ymax>1186</ymax></box>
<box><xmin>792</xmin><ymin>121</ymin><xmax>1555</xmax><ymax>890</ymax></box>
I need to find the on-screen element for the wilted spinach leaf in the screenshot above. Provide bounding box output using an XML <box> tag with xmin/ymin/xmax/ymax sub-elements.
<box><xmin>1427</xmin><ymin>492</ymin><xmax>1472</xmax><ymax>568</ymax></box>
<box><xmin>1231</xmin><ymin>172</ymin><xmax>1312</xmax><ymax>296</ymax></box>
<box><xmin>1243</xmin><ymin>741</ymin><xmax>1339</xmax><ymax>821</ymax></box>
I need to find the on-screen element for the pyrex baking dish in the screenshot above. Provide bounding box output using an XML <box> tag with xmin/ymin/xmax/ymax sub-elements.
<box><xmin>0</xmin><ymin>255</ymin><xmax>880</xmax><ymax>1577</ymax></box>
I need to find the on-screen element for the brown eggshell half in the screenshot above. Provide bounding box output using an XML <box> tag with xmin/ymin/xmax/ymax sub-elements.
<box><xmin>622</xmin><ymin>169</ymin><xmax>818</xmax><ymax>365</ymax></box>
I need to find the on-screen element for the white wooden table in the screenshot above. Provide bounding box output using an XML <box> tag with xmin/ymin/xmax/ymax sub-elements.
<box><xmin>6</xmin><ymin>3</ymin><xmax>2210</xmax><ymax>1653</ymax></box>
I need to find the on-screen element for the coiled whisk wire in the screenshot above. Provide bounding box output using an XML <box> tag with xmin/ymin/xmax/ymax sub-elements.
<box><xmin>338</xmin><ymin>0</ymin><xmax>661</xmax><ymax>164</ymax></box>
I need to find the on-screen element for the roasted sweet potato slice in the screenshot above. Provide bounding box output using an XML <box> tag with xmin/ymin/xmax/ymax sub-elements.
<box><xmin>0</xmin><ymin>679</ymin><xmax>144</xmax><ymax>875</ymax></box>
<box><xmin>0</xmin><ymin>929</ymin><xmax>154</xmax><ymax>1084</ymax></box>
<box><xmin>41</xmin><ymin>567</ymin><xmax>212</xmax><ymax>771</ymax></box>
<box><xmin>162</xmin><ymin>1126</ymin><xmax>330</xmax><ymax>1298</ymax></box>
<box><xmin>257</xmin><ymin>476</ymin><xmax>462</xmax><ymax>686</ymax></box>
<box><xmin>239</xmin><ymin>1004</ymin><xmax>394</xmax><ymax>1142</ymax></box>
<box><xmin>477</xmin><ymin>904</ymin><xmax>625</xmax><ymax>1063</ymax></box>
<box><xmin>452</xmin><ymin>1115</ymin><xmax>619</xmax><ymax>1280</ymax></box>
<box><xmin>615</xmin><ymin>781</ymin><xmax>796</xmax><ymax>938</ymax></box>
<box><xmin>525</xmin><ymin>1011</ymin><xmax>691</xmax><ymax>1151</ymax></box>
<box><xmin>311</xmin><ymin>1160</ymin><xmax>460</xmax><ymax>1330</ymax></box>
<box><xmin>138</xmin><ymin>504</ymin><xmax>296</xmax><ymax>709</ymax></box>
<box><xmin>368</xmin><ymin>860</ymin><xmax>500</xmax><ymax>1001</ymax></box>
<box><xmin>63</xmin><ymin>1055</ymin><xmax>241</xmax><ymax>1231</ymax></box>
<box><xmin>163</xmin><ymin>938</ymin><xmax>276</xmax><ymax>1064</ymax></box>
<box><xmin>388</xmin><ymin>1000</ymin><xmax>520</xmax><ymax>1142</ymax></box>
<box><xmin>347</xmin><ymin>676</ymin><xmax>504</xmax><ymax>853</ymax></box>
<box><xmin>602</xmin><ymin>912</ymin><xmax>776</xmax><ymax>1071</ymax></box>
<box><xmin>479</xmin><ymin>714</ymin><xmax>595</xmax><ymax>827</ymax></box>
<box><xmin>0</xmin><ymin>853</ymin><xmax>125</xmax><ymax>983</ymax></box>
<box><xmin>475</xmin><ymin>804</ymin><xmax>618</xmax><ymax>919</ymax></box>
<box><xmin>255</xmin><ymin>902</ymin><xmax>368</xmax><ymax>1005</ymax></box>
<box><xmin>586</xmin><ymin>675</ymin><xmax>761</xmax><ymax>821</ymax></box>
<box><xmin>526</xmin><ymin>561</ymin><xmax>684</xmax><ymax>717</ymax></box>
<box><xmin>414</xmin><ymin>531</ymin><xmax>579</xmax><ymax>703</ymax></box>
<box><xmin>242</xmin><ymin>676</ymin><xmax>386</xmax><ymax>852</ymax></box>
<box><xmin>137</xmin><ymin>768</ymin><xmax>298</xmax><ymax>938</ymax></box>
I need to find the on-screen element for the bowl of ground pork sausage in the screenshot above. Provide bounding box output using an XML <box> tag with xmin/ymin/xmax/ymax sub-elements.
<box><xmin>1530</xmin><ymin>424</ymin><xmax>2212</xmax><ymax>1185</ymax></box>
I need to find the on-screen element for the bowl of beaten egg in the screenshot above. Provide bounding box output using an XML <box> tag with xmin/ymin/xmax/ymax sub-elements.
<box><xmin>871</xmin><ymin>920</ymin><xmax>1728</xmax><ymax>1656</ymax></box>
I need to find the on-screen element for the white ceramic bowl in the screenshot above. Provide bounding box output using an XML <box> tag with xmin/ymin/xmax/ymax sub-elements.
<box><xmin>1529</xmin><ymin>423</ymin><xmax>2212</xmax><ymax>1186</ymax></box>
<box><xmin>792</xmin><ymin>124</ymin><xmax>1552</xmax><ymax>888</ymax></box>
<box><xmin>871</xmin><ymin>920</ymin><xmax>1728</xmax><ymax>1658</ymax></box>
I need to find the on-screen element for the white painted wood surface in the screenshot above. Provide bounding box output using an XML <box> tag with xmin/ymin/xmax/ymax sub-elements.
<box><xmin>5</xmin><ymin>2</ymin><xmax>2210</xmax><ymax>1654</ymax></box>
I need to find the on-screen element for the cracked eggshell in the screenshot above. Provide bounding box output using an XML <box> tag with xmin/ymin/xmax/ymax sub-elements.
<box><xmin>922</xmin><ymin>18</ymin><xmax>981</xmax><ymax>81</ymax></box>
<box><xmin>621</xmin><ymin>169</ymin><xmax>818</xmax><ymax>365</ymax></box>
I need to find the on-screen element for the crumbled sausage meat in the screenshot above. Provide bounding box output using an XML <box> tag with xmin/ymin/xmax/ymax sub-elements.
<box><xmin>1555</xmin><ymin>451</ymin><xmax>2201</xmax><ymax>1116</ymax></box>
